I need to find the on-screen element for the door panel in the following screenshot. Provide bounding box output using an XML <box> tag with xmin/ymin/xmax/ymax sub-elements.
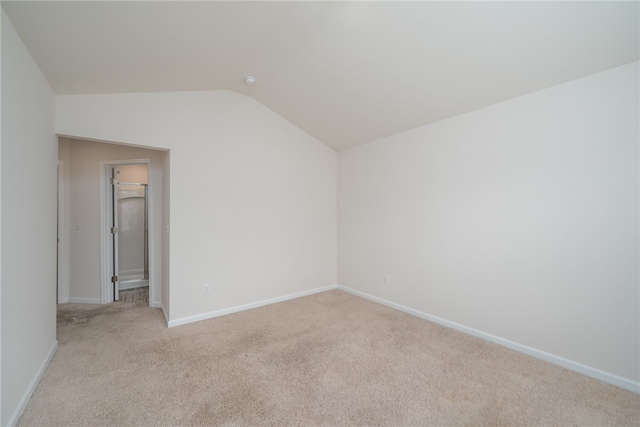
<box><xmin>111</xmin><ymin>167</ymin><xmax>120</xmax><ymax>301</ymax></box>
<box><xmin>117</xmin><ymin>185</ymin><xmax>146</xmax><ymax>281</ymax></box>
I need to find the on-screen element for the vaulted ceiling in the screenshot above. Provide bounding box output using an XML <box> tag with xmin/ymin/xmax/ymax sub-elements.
<box><xmin>3</xmin><ymin>1</ymin><xmax>638</xmax><ymax>150</ymax></box>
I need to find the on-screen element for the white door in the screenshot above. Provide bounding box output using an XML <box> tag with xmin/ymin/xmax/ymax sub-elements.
<box><xmin>111</xmin><ymin>167</ymin><xmax>120</xmax><ymax>301</ymax></box>
<box><xmin>111</xmin><ymin>165</ymin><xmax>149</xmax><ymax>301</ymax></box>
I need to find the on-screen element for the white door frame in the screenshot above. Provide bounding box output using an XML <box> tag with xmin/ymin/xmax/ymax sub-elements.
<box><xmin>100</xmin><ymin>158</ymin><xmax>153</xmax><ymax>305</ymax></box>
<box><xmin>57</xmin><ymin>160</ymin><xmax>69</xmax><ymax>303</ymax></box>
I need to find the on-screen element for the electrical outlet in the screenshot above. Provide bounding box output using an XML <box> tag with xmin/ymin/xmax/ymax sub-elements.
<box><xmin>203</xmin><ymin>284</ymin><xmax>211</xmax><ymax>295</ymax></box>
<box><xmin>384</xmin><ymin>274</ymin><xmax>390</xmax><ymax>285</ymax></box>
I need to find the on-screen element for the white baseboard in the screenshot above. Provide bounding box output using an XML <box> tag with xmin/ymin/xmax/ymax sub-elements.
<box><xmin>7</xmin><ymin>340</ymin><xmax>58</xmax><ymax>427</ymax></box>
<box><xmin>118</xmin><ymin>279</ymin><xmax>149</xmax><ymax>291</ymax></box>
<box><xmin>119</xmin><ymin>268</ymin><xmax>144</xmax><ymax>280</ymax></box>
<box><xmin>168</xmin><ymin>284</ymin><xmax>338</xmax><ymax>328</ymax></box>
<box><xmin>67</xmin><ymin>297</ymin><xmax>102</xmax><ymax>304</ymax></box>
<box><xmin>159</xmin><ymin>303</ymin><xmax>169</xmax><ymax>324</ymax></box>
<box><xmin>337</xmin><ymin>285</ymin><xmax>640</xmax><ymax>395</ymax></box>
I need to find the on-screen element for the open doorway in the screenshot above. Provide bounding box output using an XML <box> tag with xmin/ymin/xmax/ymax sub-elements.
<box><xmin>102</xmin><ymin>159</ymin><xmax>152</xmax><ymax>305</ymax></box>
<box><xmin>58</xmin><ymin>137</ymin><xmax>168</xmax><ymax>317</ymax></box>
<box><xmin>111</xmin><ymin>164</ymin><xmax>149</xmax><ymax>302</ymax></box>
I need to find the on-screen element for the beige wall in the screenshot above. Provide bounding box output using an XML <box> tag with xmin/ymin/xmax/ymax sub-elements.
<box><xmin>338</xmin><ymin>62</ymin><xmax>639</xmax><ymax>387</ymax></box>
<box><xmin>58</xmin><ymin>138</ymin><xmax>166</xmax><ymax>308</ymax></box>
<box><xmin>117</xmin><ymin>164</ymin><xmax>147</xmax><ymax>184</ymax></box>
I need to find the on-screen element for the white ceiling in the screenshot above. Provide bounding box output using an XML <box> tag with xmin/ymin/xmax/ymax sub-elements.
<box><xmin>3</xmin><ymin>1</ymin><xmax>639</xmax><ymax>151</ymax></box>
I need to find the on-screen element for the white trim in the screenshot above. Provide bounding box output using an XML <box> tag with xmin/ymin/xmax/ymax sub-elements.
<box><xmin>56</xmin><ymin>133</ymin><xmax>169</xmax><ymax>152</ymax></box>
<box><xmin>119</xmin><ymin>269</ymin><xmax>145</xmax><ymax>280</ymax></box>
<box><xmin>57</xmin><ymin>161</ymin><xmax>69</xmax><ymax>304</ymax></box>
<box><xmin>158</xmin><ymin>303</ymin><xmax>169</xmax><ymax>324</ymax></box>
<box><xmin>168</xmin><ymin>284</ymin><xmax>338</xmax><ymax>328</ymax></box>
<box><xmin>6</xmin><ymin>340</ymin><xmax>58</xmax><ymax>427</ymax></box>
<box><xmin>67</xmin><ymin>297</ymin><xmax>102</xmax><ymax>304</ymax></box>
<box><xmin>337</xmin><ymin>285</ymin><xmax>640</xmax><ymax>394</ymax></box>
<box><xmin>118</xmin><ymin>279</ymin><xmax>148</xmax><ymax>291</ymax></box>
<box><xmin>99</xmin><ymin>161</ymin><xmax>109</xmax><ymax>304</ymax></box>
<box><xmin>100</xmin><ymin>159</ymin><xmax>154</xmax><ymax>306</ymax></box>
<box><xmin>146</xmin><ymin>172</ymin><xmax>156</xmax><ymax>308</ymax></box>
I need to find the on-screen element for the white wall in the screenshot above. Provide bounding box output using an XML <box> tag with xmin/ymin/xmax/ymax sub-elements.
<box><xmin>0</xmin><ymin>12</ymin><xmax>3</xmax><ymax>425</ymax></box>
<box><xmin>1</xmin><ymin>11</ymin><xmax>58</xmax><ymax>426</ymax></box>
<box><xmin>56</xmin><ymin>90</ymin><xmax>337</xmax><ymax>323</ymax></box>
<box><xmin>58</xmin><ymin>138</ymin><xmax>165</xmax><ymax>307</ymax></box>
<box><xmin>338</xmin><ymin>62</ymin><xmax>639</xmax><ymax>387</ymax></box>
<box><xmin>0</xmin><ymin>15</ymin><xmax>3</xmax><ymax>425</ymax></box>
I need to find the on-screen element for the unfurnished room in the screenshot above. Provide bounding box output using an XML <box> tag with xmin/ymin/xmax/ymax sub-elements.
<box><xmin>1</xmin><ymin>1</ymin><xmax>639</xmax><ymax>426</ymax></box>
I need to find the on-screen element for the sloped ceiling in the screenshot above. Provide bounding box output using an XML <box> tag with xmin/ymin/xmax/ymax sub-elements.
<box><xmin>2</xmin><ymin>1</ymin><xmax>639</xmax><ymax>150</ymax></box>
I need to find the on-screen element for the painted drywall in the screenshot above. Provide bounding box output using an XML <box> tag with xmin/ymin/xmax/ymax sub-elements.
<box><xmin>58</xmin><ymin>138</ymin><xmax>165</xmax><ymax>307</ymax></box>
<box><xmin>55</xmin><ymin>90</ymin><xmax>337</xmax><ymax>322</ymax></box>
<box><xmin>1</xmin><ymin>10</ymin><xmax>58</xmax><ymax>426</ymax></box>
<box><xmin>117</xmin><ymin>164</ymin><xmax>147</xmax><ymax>184</ymax></box>
<box><xmin>338</xmin><ymin>62</ymin><xmax>640</xmax><ymax>384</ymax></box>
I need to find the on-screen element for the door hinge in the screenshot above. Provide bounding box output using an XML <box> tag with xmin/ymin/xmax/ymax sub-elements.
<box><xmin>111</xmin><ymin>275</ymin><xmax>118</xmax><ymax>283</ymax></box>
<box><xmin>110</xmin><ymin>178</ymin><xmax>118</xmax><ymax>185</ymax></box>
<box><xmin>110</xmin><ymin>226</ymin><xmax>118</xmax><ymax>234</ymax></box>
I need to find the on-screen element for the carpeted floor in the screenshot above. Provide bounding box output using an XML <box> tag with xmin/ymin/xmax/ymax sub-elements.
<box><xmin>18</xmin><ymin>290</ymin><xmax>640</xmax><ymax>426</ymax></box>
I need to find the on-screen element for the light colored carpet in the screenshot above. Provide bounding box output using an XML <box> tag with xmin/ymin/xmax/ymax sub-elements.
<box><xmin>18</xmin><ymin>290</ymin><xmax>639</xmax><ymax>426</ymax></box>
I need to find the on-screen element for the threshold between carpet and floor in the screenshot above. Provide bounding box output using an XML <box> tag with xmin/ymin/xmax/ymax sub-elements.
<box><xmin>117</xmin><ymin>286</ymin><xmax>149</xmax><ymax>304</ymax></box>
<box><xmin>18</xmin><ymin>290</ymin><xmax>639</xmax><ymax>426</ymax></box>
